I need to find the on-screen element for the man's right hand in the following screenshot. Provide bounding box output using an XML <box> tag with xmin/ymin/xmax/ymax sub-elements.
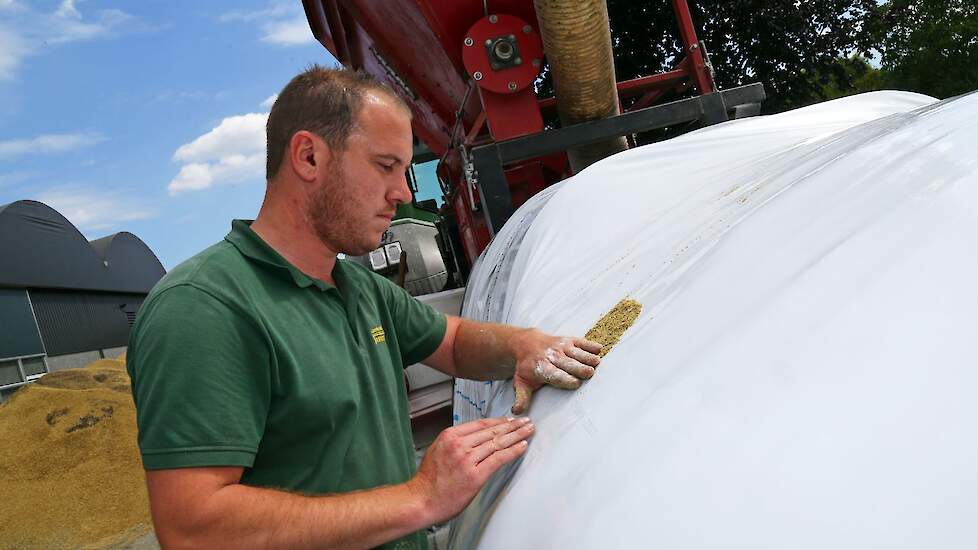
<box><xmin>409</xmin><ymin>417</ymin><xmax>534</xmax><ymax>524</ymax></box>
<box><xmin>144</xmin><ymin>418</ymin><xmax>533</xmax><ymax>549</ymax></box>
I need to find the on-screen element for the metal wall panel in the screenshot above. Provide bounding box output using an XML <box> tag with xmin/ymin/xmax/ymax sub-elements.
<box><xmin>29</xmin><ymin>290</ymin><xmax>145</xmax><ymax>356</ymax></box>
<box><xmin>0</xmin><ymin>288</ymin><xmax>45</xmax><ymax>359</ymax></box>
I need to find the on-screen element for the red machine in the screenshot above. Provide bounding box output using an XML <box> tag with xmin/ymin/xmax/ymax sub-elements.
<box><xmin>303</xmin><ymin>0</ymin><xmax>764</xmax><ymax>283</ymax></box>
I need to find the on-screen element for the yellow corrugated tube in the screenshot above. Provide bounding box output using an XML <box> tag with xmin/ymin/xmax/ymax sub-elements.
<box><xmin>533</xmin><ymin>0</ymin><xmax>629</xmax><ymax>172</ymax></box>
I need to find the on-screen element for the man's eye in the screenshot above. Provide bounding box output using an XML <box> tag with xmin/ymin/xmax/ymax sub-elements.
<box><xmin>378</xmin><ymin>163</ymin><xmax>395</xmax><ymax>173</ymax></box>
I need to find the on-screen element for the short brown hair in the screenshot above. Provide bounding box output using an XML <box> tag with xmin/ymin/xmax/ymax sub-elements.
<box><xmin>265</xmin><ymin>65</ymin><xmax>409</xmax><ymax>180</ymax></box>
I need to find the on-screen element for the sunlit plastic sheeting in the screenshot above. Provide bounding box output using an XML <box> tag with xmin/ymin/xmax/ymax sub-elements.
<box><xmin>454</xmin><ymin>183</ymin><xmax>562</xmax><ymax>424</ymax></box>
<box><xmin>450</xmin><ymin>90</ymin><xmax>978</xmax><ymax>548</ymax></box>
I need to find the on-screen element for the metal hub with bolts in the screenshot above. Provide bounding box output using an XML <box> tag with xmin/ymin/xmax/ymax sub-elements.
<box><xmin>461</xmin><ymin>14</ymin><xmax>543</xmax><ymax>95</ymax></box>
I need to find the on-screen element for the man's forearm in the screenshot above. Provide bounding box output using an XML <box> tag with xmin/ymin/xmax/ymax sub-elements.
<box><xmin>153</xmin><ymin>475</ymin><xmax>431</xmax><ymax>550</ymax></box>
<box><xmin>451</xmin><ymin>319</ymin><xmax>529</xmax><ymax>381</ymax></box>
<box><xmin>445</xmin><ymin>317</ymin><xmax>603</xmax><ymax>414</ymax></box>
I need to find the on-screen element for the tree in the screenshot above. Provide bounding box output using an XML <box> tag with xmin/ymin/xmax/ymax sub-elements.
<box><xmin>873</xmin><ymin>0</ymin><xmax>978</xmax><ymax>99</ymax></box>
<box><xmin>606</xmin><ymin>0</ymin><xmax>881</xmax><ymax>113</ymax></box>
<box><xmin>813</xmin><ymin>55</ymin><xmax>884</xmax><ymax>101</ymax></box>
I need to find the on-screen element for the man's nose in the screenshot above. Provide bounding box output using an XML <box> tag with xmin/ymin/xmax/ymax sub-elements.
<box><xmin>390</xmin><ymin>171</ymin><xmax>413</xmax><ymax>205</ymax></box>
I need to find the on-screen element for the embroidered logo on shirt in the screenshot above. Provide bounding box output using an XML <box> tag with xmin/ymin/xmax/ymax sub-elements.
<box><xmin>371</xmin><ymin>326</ymin><xmax>386</xmax><ymax>344</ymax></box>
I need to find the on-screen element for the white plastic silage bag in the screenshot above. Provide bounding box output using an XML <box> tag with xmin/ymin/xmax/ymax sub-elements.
<box><xmin>450</xmin><ymin>90</ymin><xmax>978</xmax><ymax>549</ymax></box>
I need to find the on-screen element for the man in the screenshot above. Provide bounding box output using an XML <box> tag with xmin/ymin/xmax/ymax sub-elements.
<box><xmin>127</xmin><ymin>66</ymin><xmax>602</xmax><ymax>550</ymax></box>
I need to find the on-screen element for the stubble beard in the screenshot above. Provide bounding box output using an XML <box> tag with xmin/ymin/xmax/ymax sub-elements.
<box><xmin>308</xmin><ymin>160</ymin><xmax>382</xmax><ymax>257</ymax></box>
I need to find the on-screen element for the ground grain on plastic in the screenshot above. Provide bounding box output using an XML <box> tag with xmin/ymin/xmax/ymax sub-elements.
<box><xmin>584</xmin><ymin>298</ymin><xmax>643</xmax><ymax>357</ymax></box>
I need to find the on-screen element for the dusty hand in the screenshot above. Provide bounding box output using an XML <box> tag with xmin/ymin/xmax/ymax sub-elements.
<box><xmin>409</xmin><ymin>417</ymin><xmax>534</xmax><ymax>524</ymax></box>
<box><xmin>511</xmin><ymin>331</ymin><xmax>602</xmax><ymax>415</ymax></box>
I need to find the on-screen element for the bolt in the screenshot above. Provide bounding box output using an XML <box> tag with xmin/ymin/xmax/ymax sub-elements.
<box><xmin>474</xmin><ymin>71</ymin><xmax>483</xmax><ymax>81</ymax></box>
<box><xmin>508</xmin><ymin>81</ymin><xmax>517</xmax><ymax>91</ymax></box>
<box><xmin>508</xmin><ymin>34</ymin><xmax>515</xmax><ymax>41</ymax></box>
<box><xmin>514</xmin><ymin>57</ymin><xmax>522</xmax><ymax>65</ymax></box>
<box><xmin>488</xmin><ymin>14</ymin><xmax>498</xmax><ymax>23</ymax></box>
<box><xmin>523</xmin><ymin>25</ymin><xmax>532</xmax><ymax>34</ymax></box>
<box><xmin>493</xmin><ymin>40</ymin><xmax>515</xmax><ymax>61</ymax></box>
<box><xmin>485</xmin><ymin>39</ymin><xmax>493</xmax><ymax>46</ymax></box>
<box><xmin>464</xmin><ymin>37</ymin><xmax>473</xmax><ymax>47</ymax></box>
<box><xmin>690</xmin><ymin>43</ymin><xmax>699</xmax><ymax>50</ymax></box>
<box><xmin>532</xmin><ymin>58</ymin><xmax>541</xmax><ymax>68</ymax></box>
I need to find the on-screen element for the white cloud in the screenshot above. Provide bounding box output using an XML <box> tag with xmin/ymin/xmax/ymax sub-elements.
<box><xmin>55</xmin><ymin>0</ymin><xmax>80</xmax><ymax>20</ymax></box>
<box><xmin>260</xmin><ymin>17</ymin><xmax>314</xmax><ymax>46</ymax></box>
<box><xmin>221</xmin><ymin>3</ymin><xmax>314</xmax><ymax>47</ymax></box>
<box><xmin>35</xmin><ymin>185</ymin><xmax>154</xmax><ymax>232</ymax></box>
<box><xmin>169</xmin><ymin>154</ymin><xmax>265</xmax><ymax>194</ymax></box>
<box><xmin>260</xmin><ymin>94</ymin><xmax>278</xmax><ymax>109</ymax></box>
<box><xmin>0</xmin><ymin>25</ymin><xmax>29</xmax><ymax>79</ymax></box>
<box><xmin>173</xmin><ymin>113</ymin><xmax>266</xmax><ymax>163</ymax></box>
<box><xmin>219</xmin><ymin>4</ymin><xmax>292</xmax><ymax>23</ymax></box>
<box><xmin>0</xmin><ymin>132</ymin><xmax>105</xmax><ymax>158</ymax></box>
<box><xmin>168</xmin><ymin>113</ymin><xmax>268</xmax><ymax>195</ymax></box>
<box><xmin>49</xmin><ymin>8</ymin><xmax>133</xmax><ymax>45</ymax></box>
<box><xmin>0</xmin><ymin>2</ymin><xmax>136</xmax><ymax>79</ymax></box>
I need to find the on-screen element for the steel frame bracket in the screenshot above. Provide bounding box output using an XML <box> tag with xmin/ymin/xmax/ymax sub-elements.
<box><xmin>470</xmin><ymin>144</ymin><xmax>513</xmax><ymax>235</ymax></box>
<box><xmin>470</xmin><ymin>82</ymin><xmax>766</xmax><ymax>234</ymax></box>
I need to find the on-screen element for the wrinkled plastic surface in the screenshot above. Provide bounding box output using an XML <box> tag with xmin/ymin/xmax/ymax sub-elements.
<box><xmin>450</xmin><ymin>91</ymin><xmax>978</xmax><ymax>549</ymax></box>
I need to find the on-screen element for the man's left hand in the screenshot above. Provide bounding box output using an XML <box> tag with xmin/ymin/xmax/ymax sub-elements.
<box><xmin>510</xmin><ymin>331</ymin><xmax>603</xmax><ymax>414</ymax></box>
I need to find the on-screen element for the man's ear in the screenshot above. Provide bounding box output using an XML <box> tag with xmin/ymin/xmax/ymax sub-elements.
<box><xmin>289</xmin><ymin>131</ymin><xmax>330</xmax><ymax>183</ymax></box>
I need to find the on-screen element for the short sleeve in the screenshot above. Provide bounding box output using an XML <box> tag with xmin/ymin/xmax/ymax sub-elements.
<box><xmin>370</xmin><ymin>274</ymin><xmax>447</xmax><ymax>366</ymax></box>
<box><xmin>127</xmin><ymin>284</ymin><xmax>270</xmax><ymax>470</ymax></box>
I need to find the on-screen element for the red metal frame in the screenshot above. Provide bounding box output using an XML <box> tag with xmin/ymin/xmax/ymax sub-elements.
<box><xmin>304</xmin><ymin>0</ymin><xmax>715</xmax><ymax>264</ymax></box>
<box><xmin>671</xmin><ymin>0</ymin><xmax>715</xmax><ymax>95</ymax></box>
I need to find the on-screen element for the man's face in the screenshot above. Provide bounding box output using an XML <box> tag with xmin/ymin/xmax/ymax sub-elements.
<box><xmin>308</xmin><ymin>92</ymin><xmax>413</xmax><ymax>257</ymax></box>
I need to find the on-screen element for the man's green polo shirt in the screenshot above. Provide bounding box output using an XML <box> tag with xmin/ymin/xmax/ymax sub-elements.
<box><xmin>127</xmin><ymin>219</ymin><xmax>446</xmax><ymax>550</ymax></box>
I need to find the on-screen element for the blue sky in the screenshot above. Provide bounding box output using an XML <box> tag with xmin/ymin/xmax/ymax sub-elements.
<box><xmin>0</xmin><ymin>0</ymin><xmax>442</xmax><ymax>269</ymax></box>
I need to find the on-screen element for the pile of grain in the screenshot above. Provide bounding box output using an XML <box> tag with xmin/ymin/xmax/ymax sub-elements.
<box><xmin>0</xmin><ymin>354</ymin><xmax>154</xmax><ymax>549</ymax></box>
<box><xmin>585</xmin><ymin>298</ymin><xmax>643</xmax><ymax>357</ymax></box>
